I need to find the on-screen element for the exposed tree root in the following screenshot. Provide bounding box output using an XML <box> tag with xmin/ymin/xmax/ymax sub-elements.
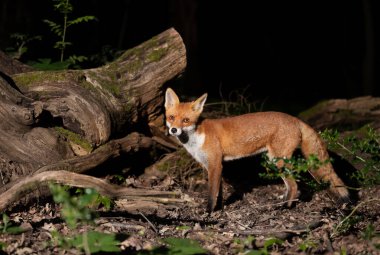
<box><xmin>0</xmin><ymin>170</ymin><xmax>187</xmax><ymax>212</ymax></box>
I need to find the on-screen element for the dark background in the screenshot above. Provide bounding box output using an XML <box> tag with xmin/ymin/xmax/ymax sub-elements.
<box><xmin>0</xmin><ymin>0</ymin><xmax>378</xmax><ymax>113</ymax></box>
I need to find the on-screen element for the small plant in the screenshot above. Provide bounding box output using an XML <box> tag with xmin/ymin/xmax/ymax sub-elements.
<box><xmin>245</xmin><ymin>237</ymin><xmax>284</xmax><ymax>255</ymax></box>
<box><xmin>50</xmin><ymin>184</ymin><xmax>97</xmax><ymax>228</ymax></box>
<box><xmin>5</xmin><ymin>33</ymin><xmax>42</xmax><ymax>60</ymax></box>
<box><xmin>339</xmin><ymin>248</ymin><xmax>348</xmax><ymax>255</ymax></box>
<box><xmin>49</xmin><ymin>184</ymin><xmax>119</xmax><ymax>253</ymax></box>
<box><xmin>298</xmin><ymin>239</ymin><xmax>318</xmax><ymax>253</ymax></box>
<box><xmin>138</xmin><ymin>237</ymin><xmax>207</xmax><ymax>255</ymax></box>
<box><xmin>362</xmin><ymin>224</ymin><xmax>377</xmax><ymax>241</ymax></box>
<box><xmin>361</xmin><ymin>224</ymin><xmax>380</xmax><ymax>250</ymax></box>
<box><xmin>335</xmin><ymin>214</ymin><xmax>362</xmax><ymax>236</ymax></box>
<box><xmin>0</xmin><ymin>242</ymin><xmax>5</xmax><ymax>252</ymax></box>
<box><xmin>108</xmin><ymin>174</ymin><xmax>126</xmax><ymax>185</ymax></box>
<box><xmin>321</xmin><ymin>125</ymin><xmax>380</xmax><ymax>187</ymax></box>
<box><xmin>161</xmin><ymin>238</ymin><xmax>207</xmax><ymax>255</ymax></box>
<box><xmin>52</xmin><ymin>230</ymin><xmax>120</xmax><ymax>254</ymax></box>
<box><xmin>260</xmin><ymin>153</ymin><xmax>330</xmax><ymax>191</ymax></box>
<box><xmin>232</xmin><ymin>235</ymin><xmax>255</xmax><ymax>253</ymax></box>
<box><xmin>43</xmin><ymin>0</ymin><xmax>96</xmax><ymax>63</ymax></box>
<box><xmin>0</xmin><ymin>214</ymin><xmax>23</xmax><ymax>235</ymax></box>
<box><xmin>332</xmin><ymin>198</ymin><xmax>380</xmax><ymax>238</ymax></box>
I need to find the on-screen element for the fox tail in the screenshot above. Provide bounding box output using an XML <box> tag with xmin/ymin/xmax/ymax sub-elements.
<box><xmin>299</xmin><ymin>121</ymin><xmax>350</xmax><ymax>204</ymax></box>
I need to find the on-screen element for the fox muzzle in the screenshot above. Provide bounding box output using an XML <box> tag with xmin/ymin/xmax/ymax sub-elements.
<box><xmin>169</xmin><ymin>127</ymin><xmax>182</xmax><ymax>136</ymax></box>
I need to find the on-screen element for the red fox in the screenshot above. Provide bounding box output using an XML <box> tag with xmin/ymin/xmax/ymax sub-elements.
<box><xmin>164</xmin><ymin>88</ymin><xmax>350</xmax><ymax>212</ymax></box>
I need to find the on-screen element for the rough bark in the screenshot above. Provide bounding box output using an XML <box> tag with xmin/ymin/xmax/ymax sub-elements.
<box><xmin>298</xmin><ymin>96</ymin><xmax>380</xmax><ymax>132</ymax></box>
<box><xmin>0</xmin><ymin>28</ymin><xmax>186</xmax><ymax>191</ymax></box>
<box><xmin>0</xmin><ymin>75</ymin><xmax>71</xmax><ymax>185</ymax></box>
<box><xmin>0</xmin><ymin>132</ymin><xmax>153</xmax><ymax>192</ymax></box>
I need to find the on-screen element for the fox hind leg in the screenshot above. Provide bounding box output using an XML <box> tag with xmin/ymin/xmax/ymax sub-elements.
<box><xmin>280</xmin><ymin>176</ymin><xmax>298</xmax><ymax>206</ymax></box>
<box><xmin>267</xmin><ymin>143</ymin><xmax>299</xmax><ymax>207</ymax></box>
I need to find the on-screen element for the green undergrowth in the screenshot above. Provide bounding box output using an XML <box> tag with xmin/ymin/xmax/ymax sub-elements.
<box><xmin>321</xmin><ymin>125</ymin><xmax>380</xmax><ymax>187</ymax></box>
<box><xmin>48</xmin><ymin>184</ymin><xmax>119</xmax><ymax>253</ymax></box>
<box><xmin>47</xmin><ymin>184</ymin><xmax>209</xmax><ymax>254</ymax></box>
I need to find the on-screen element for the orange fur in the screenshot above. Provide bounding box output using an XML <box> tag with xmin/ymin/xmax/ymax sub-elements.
<box><xmin>165</xmin><ymin>88</ymin><xmax>349</xmax><ymax>212</ymax></box>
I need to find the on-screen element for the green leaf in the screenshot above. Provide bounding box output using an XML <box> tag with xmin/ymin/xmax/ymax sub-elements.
<box><xmin>68</xmin><ymin>16</ymin><xmax>97</xmax><ymax>27</ymax></box>
<box><xmin>1</xmin><ymin>214</ymin><xmax>24</xmax><ymax>234</ymax></box>
<box><xmin>162</xmin><ymin>237</ymin><xmax>207</xmax><ymax>255</ymax></box>
<box><xmin>245</xmin><ymin>250</ymin><xmax>264</xmax><ymax>255</ymax></box>
<box><xmin>30</xmin><ymin>58</ymin><xmax>71</xmax><ymax>70</ymax></box>
<box><xmin>43</xmin><ymin>19</ymin><xmax>63</xmax><ymax>36</ymax></box>
<box><xmin>95</xmin><ymin>194</ymin><xmax>113</xmax><ymax>211</ymax></box>
<box><xmin>0</xmin><ymin>242</ymin><xmax>6</xmax><ymax>251</ymax></box>
<box><xmin>88</xmin><ymin>231</ymin><xmax>120</xmax><ymax>253</ymax></box>
<box><xmin>72</xmin><ymin>231</ymin><xmax>120</xmax><ymax>253</ymax></box>
<box><xmin>5</xmin><ymin>226</ymin><xmax>24</xmax><ymax>235</ymax></box>
<box><xmin>263</xmin><ymin>238</ymin><xmax>283</xmax><ymax>249</ymax></box>
<box><xmin>53</xmin><ymin>0</ymin><xmax>73</xmax><ymax>13</ymax></box>
<box><xmin>54</xmin><ymin>41</ymin><xmax>72</xmax><ymax>50</ymax></box>
<box><xmin>2</xmin><ymin>214</ymin><xmax>10</xmax><ymax>229</ymax></box>
<box><xmin>362</xmin><ymin>224</ymin><xmax>376</xmax><ymax>240</ymax></box>
<box><xmin>175</xmin><ymin>225</ymin><xmax>191</xmax><ymax>231</ymax></box>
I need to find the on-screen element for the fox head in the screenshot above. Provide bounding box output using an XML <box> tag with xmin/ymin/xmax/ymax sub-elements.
<box><xmin>164</xmin><ymin>88</ymin><xmax>207</xmax><ymax>139</ymax></box>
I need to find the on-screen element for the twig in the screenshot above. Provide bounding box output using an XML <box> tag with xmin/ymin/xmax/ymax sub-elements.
<box><xmin>337</xmin><ymin>141</ymin><xmax>379</xmax><ymax>171</ymax></box>
<box><xmin>252</xmin><ymin>199</ymin><xmax>299</xmax><ymax>209</ymax></box>
<box><xmin>99</xmin><ymin>222</ymin><xmax>146</xmax><ymax>231</ymax></box>
<box><xmin>138</xmin><ymin>210</ymin><xmax>158</xmax><ymax>233</ymax></box>
<box><xmin>193</xmin><ymin>219</ymin><xmax>321</xmax><ymax>238</ymax></box>
<box><xmin>332</xmin><ymin>198</ymin><xmax>380</xmax><ymax>238</ymax></box>
<box><xmin>225</xmin><ymin>211</ymin><xmax>252</xmax><ymax>230</ymax></box>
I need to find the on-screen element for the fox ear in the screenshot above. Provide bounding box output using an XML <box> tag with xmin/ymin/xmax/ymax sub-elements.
<box><xmin>165</xmin><ymin>88</ymin><xmax>180</xmax><ymax>109</ymax></box>
<box><xmin>192</xmin><ymin>93</ymin><xmax>207</xmax><ymax>112</ymax></box>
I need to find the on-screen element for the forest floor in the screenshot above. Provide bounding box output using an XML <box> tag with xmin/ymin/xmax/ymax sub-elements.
<box><xmin>1</xmin><ymin>105</ymin><xmax>379</xmax><ymax>254</ymax></box>
<box><xmin>1</xmin><ymin>160</ymin><xmax>379</xmax><ymax>255</ymax></box>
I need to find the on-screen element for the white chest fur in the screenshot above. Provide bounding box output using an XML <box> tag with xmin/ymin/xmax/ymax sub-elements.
<box><xmin>181</xmin><ymin>132</ymin><xmax>208</xmax><ymax>169</ymax></box>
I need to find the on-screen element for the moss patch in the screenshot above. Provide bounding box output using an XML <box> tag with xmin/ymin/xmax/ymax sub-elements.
<box><xmin>85</xmin><ymin>70</ymin><xmax>121</xmax><ymax>97</ymax></box>
<box><xmin>298</xmin><ymin>100</ymin><xmax>329</xmax><ymax>120</ymax></box>
<box><xmin>55</xmin><ymin>127</ymin><xmax>93</xmax><ymax>152</ymax></box>
<box><xmin>12</xmin><ymin>71</ymin><xmax>69</xmax><ymax>88</ymax></box>
<box><xmin>147</xmin><ymin>48</ymin><xmax>167</xmax><ymax>62</ymax></box>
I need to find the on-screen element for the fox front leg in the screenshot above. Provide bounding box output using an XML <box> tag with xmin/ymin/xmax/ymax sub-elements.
<box><xmin>206</xmin><ymin>154</ymin><xmax>223</xmax><ymax>213</ymax></box>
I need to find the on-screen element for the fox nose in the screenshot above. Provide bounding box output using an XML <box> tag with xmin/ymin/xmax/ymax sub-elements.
<box><xmin>171</xmin><ymin>128</ymin><xmax>177</xmax><ymax>134</ymax></box>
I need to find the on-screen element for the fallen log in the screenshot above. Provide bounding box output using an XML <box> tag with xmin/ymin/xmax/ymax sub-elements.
<box><xmin>0</xmin><ymin>28</ymin><xmax>186</xmax><ymax>188</ymax></box>
<box><xmin>299</xmin><ymin>96</ymin><xmax>380</xmax><ymax>132</ymax></box>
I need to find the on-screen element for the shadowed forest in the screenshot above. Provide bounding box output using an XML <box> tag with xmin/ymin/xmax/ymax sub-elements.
<box><xmin>2</xmin><ymin>1</ymin><xmax>379</xmax><ymax>108</ymax></box>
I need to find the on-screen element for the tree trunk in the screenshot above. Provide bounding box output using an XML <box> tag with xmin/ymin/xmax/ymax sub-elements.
<box><xmin>0</xmin><ymin>28</ymin><xmax>186</xmax><ymax>188</ymax></box>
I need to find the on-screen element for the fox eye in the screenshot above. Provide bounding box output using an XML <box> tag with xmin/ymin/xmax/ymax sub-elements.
<box><xmin>168</xmin><ymin>115</ymin><xmax>175</xmax><ymax>121</ymax></box>
<box><xmin>183</xmin><ymin>118</ymin><xmax>190</xmax><ymax>123</ymax></box>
